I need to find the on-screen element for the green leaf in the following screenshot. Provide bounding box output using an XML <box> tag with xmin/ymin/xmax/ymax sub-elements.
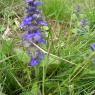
<box><xmin>20</xmin><ymin>91</ymin><xmax>32</xmax><ymax>95</ymax></box>
<box><xmin>71</xmin><ymin>14</ymin><xmax>77</xmax><ymax>21</ymax></box>
<box><xmin>20</xmin><ymin>82</ymin><xmax>41</xmax><ymax>95</ymax></box>
<box><xmin>0</xmin><ymin>26</ymin><xmax>5</xmax><ymax>33</ymax></box>
<box><xmin>31</xmin><ymin>82</ymin><xmax>39</xmax><ymax>95</ymax></box>
<box><xmin>1</xmin><ymin>40</ymin><xmax>13</xmax><ymax>54</ymax></box>
<box><xmin>0</xmin><ymin>92</ymin><xmax>7</xmax><ymax>95</ymax></box>
<box><xmin>14</xmin><ymin>48</ymin><xmax>29</xmax><ymax>63</ymax></box>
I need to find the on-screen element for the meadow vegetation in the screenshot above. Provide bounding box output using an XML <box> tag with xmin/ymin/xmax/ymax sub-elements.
<box><xmin>0</xmin><ymin>0</ymin><xmax>95</xmax><ymax>95</ymax></box>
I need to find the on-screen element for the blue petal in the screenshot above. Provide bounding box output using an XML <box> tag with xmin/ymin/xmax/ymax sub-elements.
<box><xmin>26</xmin><ymin>0</ymin><xmax>33</xmax><ymax>3</ymax></box>
<box><xmin>29</xmin><ymin>58</ymin><xmax>39</xmax><ymax>66</ymax></box>
<box><xmin>33</xmin><ymin>31</ymin><xmax>41</xmax><ymax>41</ymax></box>
<box><xmin>20</xmin><ymin>16</ymin><xmax>32</xmax><ymax>28</ymax></box>
<box><xmin>91</xmin><ymin>43</ymin><xmax>95</xmax><ymax>50</ymax></box>
<box><xmin>33</xmin><ymin>1</ymin><xmax>43</xmax><ymax>6</ymax></box>
<box><xmin>23</xmin><ymin>32</ymin><xmax>33</xmax><ymax>41</ymax></box>
<box><xmin>36</xmin><ymin>50</ymin><xmax>44</xmax><ymax>59</ymax></box>
<box><xmin>32</xmin><ymin>14</ymin><xmax>39</xmax><ymax>18</ymax></box>
<box><xmin>38</xmin><ymin>20</ymin><xmax>48</xmax><ymax>26</ymax></box>
<box><xmin>26</xmin><ymin>7</ymin><xmax>36</xmax><ymax>13</ymax></box>
<box><xmin>38</xmin><ymin>39</ymin><xmax>46</xmax><ymax>44</ymax></box>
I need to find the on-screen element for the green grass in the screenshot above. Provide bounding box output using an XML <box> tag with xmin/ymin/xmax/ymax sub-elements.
<box><xmin>0</xmin><ymin>0</ymin><xmax>95</xmax><ymax>95</ymax></box>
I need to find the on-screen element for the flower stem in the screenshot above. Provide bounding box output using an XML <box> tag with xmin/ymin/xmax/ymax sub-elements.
<box><xmin>42</xmin><ymin>61</ymin><xmax>45</xmax><ymax>95</ymax></box>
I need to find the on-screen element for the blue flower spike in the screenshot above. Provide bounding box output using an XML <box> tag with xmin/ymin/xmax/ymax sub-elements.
<box><xmin>20</xmin><ymin>0</ymin><xmax>48</xmax><ymax>67</ymax></box>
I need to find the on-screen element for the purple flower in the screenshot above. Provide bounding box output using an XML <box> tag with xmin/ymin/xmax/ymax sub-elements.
<box><xmin>26</xmin><ymin>0</ymin><xmax>34</xmax><ymax>3</ymax></box>
<box><xmin>91</xmin><ymin>43</ymin><xmax>95</xmax><ymax>50</ymax></box>
<box><xmin>23</xmin><ymin>31</ymin><xmax>33</xmax><ymax>41</ymax></box>
<box><xmin>29</xmin><ymin>50</ymin><xmax>44</xmax><ymax>66</ymax></box>
<box><xmin>38</xmin><ymin>20</ymin><xmax>48</xmax><ymax>26</ymax></box>
<box><xmin>38</xmin><ymin>38</ymin><xmax>46</xmax><ymax>44</ymax></box>
<box><xmin>33</xmin><ymin>1</ymin><xmax>43</xmax><ymax>6</ymax></box>
<box><xmin>20</xmin><ymin>0</ymin><xmax>48</xmax><ymax>67</ymax></box>
<box><xmin>33</xmin><ymin>31</ymin><xmax>46</xmax><ymax>44</ymax></box>
<box><xmin>20</xmin><ymin>16</ymin><xmax>32</xmax><ymax>28</ymax></box>
<box><xmin>32</xmin><ymin>14</ymin><xmax>39</xmax><ymax>18</ymax></box>
<box><xmin>80</xmin><ymin>19</ymin><xmax>88</xmax><ymax>27</ymax></box>
<box><xmin>26</xmin><ymin>7</ymin><xmax>36</xmax><ymax>13</ymax></box>
<box><xmin>33</xmin><ymin>31</ymin><xmax>41</xmax><ymax>41</ymax></box>
<box><xmin>36</xmin><ymin>50</ymin><xmax>44</xmax><ymax>59</ymax></box>
<box><xmin>29</xmin><ymin>57</ymin><xmax>39</xmax><ymax>66</ymax></box>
